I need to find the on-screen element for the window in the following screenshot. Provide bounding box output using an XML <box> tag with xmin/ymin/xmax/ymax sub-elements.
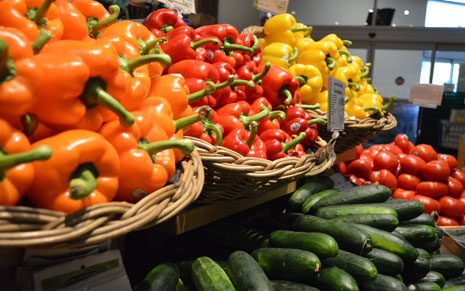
<box><xmin>425</xmin><ymin>0</ymin><xmax>465</xmax><ymax>27</ymax></box>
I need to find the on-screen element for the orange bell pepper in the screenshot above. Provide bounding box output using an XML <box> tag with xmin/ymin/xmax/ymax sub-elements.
<box><xmin>0</xmin><ymin>0</ymin><xmax>64</xmax><ymax>42</ymax></box>
<box><xmin>0</xmin><ymin>119</ymin><xmax>52</xmax><ymax>206</ymax></box>
<box><xmin>32</xmin><ymin>40</ymin><xmax>134</xmax><ymax>131</ymax></box>
<box><xmin>70</xmin><ymin>0</ymin><xmax>120</xmax><ymax>39</ymax></box>
<box><xmin>99</xmin><ymin>111</ymin><xmax>193</xmax><ymax>202</ymax></box>
<box><xmin>28</xmin><ymin>130</ymin><xmax>119</xmax><ymax>213</ymax></box>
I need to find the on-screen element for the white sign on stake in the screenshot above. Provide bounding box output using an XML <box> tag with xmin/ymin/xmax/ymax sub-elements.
<box><xmin>328</xmin><ymin>76</ymin><xmax>345</xmax><ymax>132</ymax></box>
<box><xmin>255</xmin><ymin>0</ymin><xmax>289</xmax><ymax>15</ymax></box>
<box><xmin>158</xmin><ymin>0</ymin><xmax>196</xmax><ymax>14</ymax></box>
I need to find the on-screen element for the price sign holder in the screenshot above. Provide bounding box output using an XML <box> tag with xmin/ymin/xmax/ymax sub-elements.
<box><xmin>254</xmin><ymin>0</ymin><xmax>289</xmax><ymax>15</ymax></box>
<box><xmin>158</xmin><ymin>0</ymin><xmax>196</xmax><ymax>14</ymax></box>
<box><xmin>327</xmin><ymin>76</ymin><xmax>346</xmax><ymax>132</ymax></box>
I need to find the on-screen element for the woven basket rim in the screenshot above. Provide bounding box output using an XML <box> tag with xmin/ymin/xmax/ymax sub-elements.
<box><xmin>0</xmin><ymin>150</ymin><xmax>204</xmax><ymax>248</ymax></box>
<box><xmin>306</xmin><ymin>109</ymin><xmax>397</xmax><ymax>130</ymax></box>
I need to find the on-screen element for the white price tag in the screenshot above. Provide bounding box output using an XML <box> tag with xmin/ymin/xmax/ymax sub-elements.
<box><xmin>158</xmin><ymin>0</ymin><xmax>196</xmax><ymax>14</ymax></box>
<box><xmin>409</xmin><ymin>82</ymin><xmax>444</xmax><ymax>107</ymax></box>
<box><xmin>255</xmin><ymin>0</ymin><xmax>289</xmax><ymax>15</ymax></box>
<box><xmin>328</xmin><ymin>76</ymin><xmax>345</xmax><ymax>131</ymax></box>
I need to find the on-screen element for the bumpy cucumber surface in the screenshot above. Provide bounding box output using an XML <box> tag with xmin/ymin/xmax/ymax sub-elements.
<box><xmin>323</xmin><ymin>249</ymin><xmax>378</xmax><ymax>282</ymax></box>
<box><xmin>191</xmin><ymin>257</ymin><xmax>236</xmax><ymax>291</ymax></box>
<box><xmin>361</xmin><ymin>274</ymin><xmax>408</xmax><ymax>291</ymax></box>
<box><xmin>135</xmin><ymin>263</ymin><xmax>180</xmax><ymax>291</ymax></box>
<box><xmin>317</xmin><ymin>266</ymin><xmax>359</xmax><ymax>291</ymax></box>
<box><xmin>331</xmin><ymin>213</ymin><xmax>399</xmax><ymax>231</ymax></box>
<box><xmin>288</xmin><ymin>177</ymin><xmax>334</xmax><ymax>212</ymax></box>
<box><xmin>363</xmin><ymin>248</ymin><xmax>404</xmax><ymax>276</ymax></box>
<box><xmin>227</xmin><ymin>251</ymin><xmax>273</xmax><ymax>291</ymax></box>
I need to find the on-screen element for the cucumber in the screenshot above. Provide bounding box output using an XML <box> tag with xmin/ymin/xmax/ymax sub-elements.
<box><xmin>316</xmin><ymin>204</ymin><xmax>398</xmax><ymax>219</ymax></box>
<box><xmin>323</xmin><ymin>249</ymin><xmax>378</xmax><ymax>282</ymax></box>
<box><xmin>330</xmin><ymin>213</ymin><xmax>399</xmax><ymax>231</ymax></box>
<box><xmin>417</xmin><ymin>248</ymin><xmax>431</xmax><ymax>260</ymax></box>
<box><xmin>414</xmin><ymin>236</ymin><xmax>442</xmax><ymax>253</ymax></box>
<box><xmin>393</xmin><ymin>225</ymin><xmax>437</xmax><ymax>245</ymax></box>
<box><xmin>135</xmin><ymin>263</ymin><xmax>180</xmax><ymax>291</ymax></box>
<box><xmin>317</xmin><ymin>266</ymin><xmax>359</xmax><ymax>291</ymax></box>
<box><xmin>401</xmin><ymin>213</ymin><xmax>436</xmax><ymax>227</ymax></box>
<box><xmin>418</xmin><ymin>271</ymin><xmax>446</xmax><ymax>288</ymax></box>
<box><xmin>442</xmin><ymin>286</ymin><xmax>465</xmax><ymax>291</ymax></box>
<box><xmin>227</xmin><ymin>251</ymin><xmax>273</xmax><ymax>291</ymax></box>
<box><xmin>353</xmin><ymin>224</ymin><xmax>419</xmax><ymax>264</ymax></box>
<box><xmin>402</xmin><ymin>248</ymin><xmax>431</xmax><ymax>282</ymax></box>
<box><xmin>312</xmin><ymin>184</ymin><xmax>392</xmax><ymax>209</ymax></box>
<box><xmin>302</xmin><ymin>189</ymin><xmax>338</xmax><ymax>213</ymax></box>
<box><xmin>269</xmin><ymin>230</ymin><xmax>339</xmax><ymax>259</ymax></box>
<box><xmin>288</xmin><ymin>177</ymin><xmax>334</xmax><ymax>212</ymax></box>
<box><xmin>444</xmin><ymin>274</ymin><xmax>465</xmax><ymax>288</ymax></box>
<box><xmin>191</xmin><ymin>257</ymin><xmax>236</xmax><ymax>291</ymax></box>
<box><xmin>361</xmin><ymin>274</ymin><xmax>408</xmax><ymax>291</ymax></box>
<box><xmin>176</xmin><ymin>279</ymin><xmax>184</xmax><ymax>291</ymax></box>
<box><xmin>252</xmin><ymin>248</ymin><xmax>320</xmax><ymax>282</ymax></box>
<box><xmin>382</xmin><ymin>199</ymin><xmax>425</xmax><ymax>221</ymax></box>
<box><xmin>406</xmin><ymin>282</ymin><xmax>441</xmax><ymax>291</ymax></box>
<box><xmin>271</xmin><ymin>280</ymin><xmax>320</xmax><ymax>291</ymax></box>
<box><xmin>364</xmin><ymin>248</ymin><xmax>404</xmax><ymax>276</ymax></box>
<box><xmin>430</xmin><ymin>254</ymin><xmax>465</xmax><ymax>279</ymax></box>
<box><xmin>292</xmin><ymin>215</ymin><xmax>372</xmax><ymax>255</ymax></box>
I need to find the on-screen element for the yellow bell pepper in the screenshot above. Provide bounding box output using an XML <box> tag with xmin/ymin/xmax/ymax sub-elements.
<box><xmin>258</xmin><ymin>37</ymin><xmax>267</xmax><ymax>48</ymax></box>
<box><xmin>261</xmin><ymin>42</ymin><xmax>298</xmax><ymax>70</ymax></box>
<box><xmin>293</xmin><ymin>23</ymin><xmax>313</xmax><ymax>40</ymax></box>
<box><xmin>358</xmin><ymin>78</ymin><xmax>375</xmax><ymax>95</ymax></box>
<box><xmin>320</xmin><ymin>34</ymin><xmax>352</xmax><ymax>50</ymax></box>
<box><xmin>345</xmin><ymin>96</ymin><xmax>366</xmax><ymax>119</ymax></box>
<box><xmin>331</xmin><ymin>62</ymin><xmax>361</xmax><ymax>92</ymax></box>
<box><xmin>297</xmin><ymin>50</ymin><xmax>331</xmax><ymax>89</ymax></box>
<box><xmin>362</xmin><ymin>96</ymin><xmax>396</xmax><ymax>117</ymax></box>
<box><xmin>307</xmin><ymin>90</ymin><xmax>329</xmax><ymax>111</ymax></box>
<box><xmin>263</xmin><ymin>13</ymin><xmax>312</xmax><ymax>46</ymax></box>
<box><xmin>289</xmin><ymin>64</ymin><xmax>323</xmax><ymax>104</ymax></box>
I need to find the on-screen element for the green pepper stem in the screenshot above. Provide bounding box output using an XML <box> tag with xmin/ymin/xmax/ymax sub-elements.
<box><xmin>342</xmin><ymin>40</ymin><xmax>352</xmax><ymax>46</ymax></box>
<box><xmin>203</xmin><ymin>121</ymin><xmax>223</xmax><ymax>146</ymax></box>
<box><xmin>32</xmin><ymin>29</ymin><xmax>52</xmax><ymax>54</ymax></box>
<box><xmin>338</xmin><ymin>50</ymin><xmax>352</xmax><ymax>63</ymax></box>
<box><xmin>139</xmin><ymin>139</ymin><xmax>194</xmax><ymax>156</ymax></box>
<box><xmin>245</xmin><ymin>121</ymin><xmax>258</xmax><ymax>148</ymax></box>
<box><xmin>282</xmin><ymin>132</ymin><xmax>306</xmax><ymax>154</ymax></box>
<box><xmin>363</xmin><ymin>106</ymin><xmax>379</xmax><ymax>113</ymax></box>
<box><xmin>125</xmin><ymin>54</ymin><xmax>171</xmax><ymax>73</ymax></box>
<box><xmin>0</xmin><ymin>146</ymin><xmax>52</xmax><ymax>181</ymax></box>
<box><xmin>288</xmin><ymin>46</ymin><xmax>298</xmax><ymax>63</ymax></box>
<box><xmin>382</xmin><ymin>96</ymin><xmax>396</xmax><ymax>111</ymax></box>
<box><xmin>231</xmin><ymin>79</ymin><xmax>254</xmax><ymax>88</ymax></box>
<box><xmin>280</xmin><ymin>88</ymin><xmax>293</xmax><ymax>105</ymax></box>
<box><xmin>161</xmin><ymin>24</ymin><xmax>174</xmax><ymax>34</ymax></box>
<box><xmin>139</xmin><ymin>37</ymin><xmax>166</xmax><ymax>55</ymax></box>
<box><xmin>69</xmin><ymin>168</ymin><xmax>98</xmax><ymax>200</ymax></box>
<box><xmin>81</xmin><ymin>78</ymin><xmax>134</xmax><ymax>126</ymax></box>
<box><xmin>374</xmin><ymin>88</ymin><xmax>379</xmax><ymax>94</ymax></box>
<box><xmin>240</xmin><ymin>106</ymin><xmax>270</xmax><ymax>126</ymax></box>
<box><xmin>21</xmin><ymin>114</ymin><xmax>39</xmax><ymax>137</ymax></box>
<box><xmin>215</xmin><ymin>75</ymin><xmax>235</xmax><ymax>90</ymax></box>
<box><xmin>249</xmin><ymin>35</ymin><xmax>260</xmax><ymax>54</ymax></box>
<box><xmin>325</xmin><ymin>56</ymin><xmax>336</xmax><ymax>70</ymax></box>
<box><xmin>0</xmin><ymin>39</ymin><xmax>10</xmax><ymax>83</ymax></box>
<box><xmin>348</xmin><ymin>82</ymin><xmax>360</xmax><ymax>91</ymax></box>
<box><xmin>34</xmin><ymin>0</ymin><xmax>55</xmax><ymax>25</ymax></box>
<box><xmin>360</xmin><ymin>66</ymin><xmax>370</xmax><ymax>79</ymax></box>
<box><xmin>296</xmin><ymin>103</ymin><xmax>321</xmax><ymax>110</ymax></box>
<box><xmin>91</xmin><ymin>5</ymin><xmax>120</xmax><ymax>37</ymax></box>
<box><xmin>222</xmin><ymin>41</ymin><xmax>254</xmax><ymax>54</ymax></box>
<box><xmin>187</xmin><ymin>80</ymin><xmax>216</xmax><ymax>103</ymax></box>
<box><xmin>308</xmin><ymin>118</ymin><xmax>326</xmax><ymax>126</ymax></box>
<box><xmin>269</xmin><ymin>110</ymin><xmax>286</xmax><ymax>121</ymax></box>
<box><xmin>294</xmin><ymin>76</ymin><xmax>307</xmax><ymax>87</ymax></box>
<box><xmin>291</xmin><ymin>26</ymin><xmax>312</xmax><ymax>33</ymax></box>
<box><xmin>190</xmin><ymin>38</ymin><xmax>218</xmax><ymax>49</ymax></box>
<box><xmin>252</xmin><ymin>62</ymin><xmax>271</xmax><ymax>82</ymax></box>
<box><xmin>173</xmin><ymin>106</ymin><xmax>211</xmax><ymax>132</ymax></box>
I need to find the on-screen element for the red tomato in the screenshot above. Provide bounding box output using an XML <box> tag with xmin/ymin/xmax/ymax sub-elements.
<box><xmin>452</xmin><ymin>169</ymin><xmax>465</xmax><ymax>187</ymax></box>
<box><xmin>447</xmin><ymin>177</ymin><xmax>464</xmax><ymax>198</ymax></box>
<box><xmin>367</xmin><ymin>144</ymin><xmax>384</xmax><ymax>159</ymax></box>
<box><xmin>355</xmin><ymin>144</ymin><xmax>363</xmax><ymax>159</ymax></box>
<box><xmin>397</xmin><ymin>153</ymin><xmax>406</xmax><ymax>160</ymax></box>
<box><xmin>347</xmin><ymin>159</ymin><xmax>373</xmax><ymax>179</ymax></box>
<box><xmin>408</xmin><ymin>142</ymin><xmax>415</xmax><ymax>152</ymax></box>
<box><xmin>359</xmin><ymin>154</ymin><xmax>374</xmax><ymax>166</ymax></box>
<box><xmin>459</xmin><ymin>215</ymin><xmax>465</xmax><ymax>225</ymax></box>
<box><xmin>397</xmin><ymin>174</ymin><xmax>420</xmax><ymax>190</ymax></box>
<box><xmin>394</xmin><ymin>134</ymin><xmax>410</xmax><ymax>153</ymax></box>
<box><xmin>334</xmin><ymin>162</ymin><xmax>347</xmax><ymax>175</ymax></box>
<box><xmin>347</xmin><ymin>174</ymin><xmax>363</xmax><ymax>186</ymax></box>
<box><xmin>400</xmin><ymin>155</ymin><xmax>426</xmax><ymax>177</ymax></box>
<box><xmin>384</xmin><ymin>143</ymin><xmax>404</xmax><ymax>156</ymax></box>
<box><xmin>369</xmin><ymin>169</ymin><xmax>398</xmax><ymax>190</ymax></box>
<box><xmin>392</xmin><ymin>188</ymin><xmax>415</xmax><ymax>200</ymax></box>
<box><xmin>395</xmin><ymin>162</ymin><xmax>402</xmax><ymax>177</ymax></box>
<box><xmin>416</xmin><ymin>181</ymin><xmax>448</xmax><ymax>198</ymax></box>
<box><xmin>437</xmin><ymin>216</ymin><xmax>459</xmax><ymax>226</ymax></box>
<box><xmin>422</xmin><ymin>160</ymin><xmax>451</xmax><ymax>182</ymax></box>
<box><xmin>412</xmin><ymin>195</ymin><xmax>441</xmax><ymax>214</ymax></box>
<box><xmin>373</xmin><ymin>150</ymin><xmax>399</xmax><ymax>173</ymax></box>
<box><xmin>439</xmin><ymin>196</ymin><xmax>465</xmax><ymax>218</ymax></box>
<box><xmin>461</xmin><ymin>190</ymin><xmax>465</xmax><ymax>199</ymax></box>
<box><xmin>438</xmin><ymin>154</ymin><xmax>458</xmax><ymax>172</ymax></box>
<box><xmin>409</xmin><ymin>144</ymin><xmax>438</xmax><ymax>162</ymax></box>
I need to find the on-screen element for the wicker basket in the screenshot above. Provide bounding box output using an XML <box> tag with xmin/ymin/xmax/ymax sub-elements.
<box><xmin>0</xmin><ymin>150</ymin><xmax>204</xmax><ymax>248</ymax></box>
<box><xmin>305</xmin><ymin>109</ymin><xmax>398</xmax><ymax>154</ymax></box>
<box><xmin>188</xmin><ymin>136</ymin><xmax>335</xmax><ymax>203</ymax></box>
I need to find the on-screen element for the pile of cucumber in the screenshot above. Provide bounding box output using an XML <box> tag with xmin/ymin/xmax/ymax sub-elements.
<box><xmin>134</xmin><ymin>178</ymin><xmax>465</xmax><ymax>291</ymax></box>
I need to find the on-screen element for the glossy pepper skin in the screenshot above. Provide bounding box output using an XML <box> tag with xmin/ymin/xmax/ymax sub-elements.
<box><xmin>234</xmin><ymin>33</ymin><xmax>263</xmax><ymax>67</ymax></box>
<box><xmin>222</xmin><ymin>122</ymin><xmax>267</xmax><ymax>159</ymax></box>
<box><xmin>32</xmin><ymin>40</ymin><xmax>134</xmax><ymax>131</ymax></box>
<box><xmin>260</xmin><ymin>64</ymin><xmax>299</xmax><ymax>106</ymax></box>
<box><xmin>142</xmin><ymin>8</ymin><xmax>187</xmax><ymax>37</ymax></box>
<box><xmin>183</xmin><ymin>106</ymin><xmax>224</xmax><ymax>146</ymax></box>
<box><xmin>249</xmin><ymin>97</ymin><xmax>285</xmax><ymax>134</ymax></box>
<box><xmin>260</xmin><ymin>129</ymin><xmax>306</xmax><ymax>161</ymax></box>
<box><xmin>28</xmin><ymin>130</ymin><xmax>120</xmax><ymax>213</ymax></box>
<box><xmin>0</xmin><ymin>0</ymin><xmax>64</xmax><ymax>42</ymax></box>
<box><xmin>263</xmin><ymin>13</ymin><xmax>312</xmax><ymax>47</ymax></box>
<box><xmin>100</xmin><ymin>111</ymin><xmax>193</xmax><ymax>202</ymax></box>
<box><xmin>0</xmin><ymin>119</ymin><xmax>52</xmax><ymax>206</ymax></box>
<box><xmin>289</xmin><ymin>63</ymin><xmax>323</xmax><ymax>105</ymax></box>
<box><xmin>261</xmin><ymin>42</ymin><xmax>297</xmax><ymax>70</ymax></box>
<box><xmin>216</xmin><ymin>102</ymin><xmax>270</xmax><ymax>135</ymax></box>
<box><xmin>70</xmin><ymin>0</ymin><xmax>120</xmax><ymax>39</ymax></box>
<box><xmin>0</xmin><ymin>28</ymin><xmax>43</xmax><ymax>126</ymax></box>
<box><xmin>161</xmin><ymin>33</ymin><xmax>218</xmax><ymax>64</ymax></box>
<box><xmin>280</xmin><ymin>106</ymin><xmax>325</xmax><ymax>148</ymax></box>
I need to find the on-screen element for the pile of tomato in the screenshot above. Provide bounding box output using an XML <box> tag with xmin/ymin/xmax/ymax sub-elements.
<box><xmin>334</xmin><ymin>134</ymin><xmax>465</xmax><ymax>226</ymax></box>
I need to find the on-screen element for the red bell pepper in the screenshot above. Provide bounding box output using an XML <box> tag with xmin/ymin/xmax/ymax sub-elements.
<box><xmin>161</xmin><ymin>34</ymin><xmax>218</xmax><ymax>64</ymax></box>
<box><xmin>222</xmin><ymin>121</ymin><xmax>267</xmax><ymax>159</ymax></box>
<box><xmin>249</xmin><ymin>97</ymin><xmax>285</xmax><ymax>134</ymax></box>
<box><xmin>234</xmin><ymin>33</ymin><xmax>262</xmax><ymax>67</ymax></box>
<box><xmin>260</xmin><ymin>129</ymin><xmax>307</xmax><ymax>161</ymax></box>
<box><xmin>183</xmin><ymin>106</ymin><xmax>223</xmax><ymax>146</ymax></box>
<box><xmin>260</xmin><ymin>64</ymin><xmax>300</xmax><ymax>106</ymax></box>
<box><xmin>142</xmin><ymin>8</ymin><xmax>186</xmax><ymax>37</ymax></box>
<box><xmin>236</xmin><ymin>62</ymin><xmax>271</xmax><ymax>103</ymax></box>
<box><xmin>280</xmin><ymin>105</ymin><xmax>325</xmax><ymax>148</ymax></box>
<box><xmin>216</xmin><ymin>102</ymin><xmax>270</xmax><ymax>135</ymax></box>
